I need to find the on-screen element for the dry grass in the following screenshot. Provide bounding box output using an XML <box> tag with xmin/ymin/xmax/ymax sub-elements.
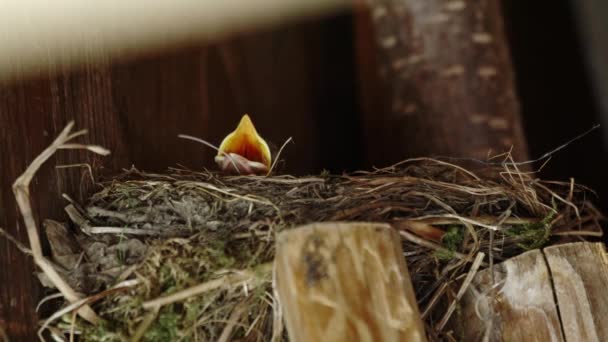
<box><xmin>1</xmin><ymin>123</ymin><xmax>602</xmax><ymax>341</ymax></box>
<box><xmin>27</xmin><ymin>157</ymin><xmax>602</xmax><ymax>341</ymax></box>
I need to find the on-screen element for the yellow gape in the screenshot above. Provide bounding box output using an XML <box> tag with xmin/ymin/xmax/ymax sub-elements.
<box><xmin>215</xmin><ymin>114</ymin><xmax>271</xmax><ymax>174</ymax></box>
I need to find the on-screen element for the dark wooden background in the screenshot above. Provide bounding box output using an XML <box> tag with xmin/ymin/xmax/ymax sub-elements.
<box><xmin>1</xmin><ymin>2</ymin><xmax>607</xmax><ymax>340</ymax></box>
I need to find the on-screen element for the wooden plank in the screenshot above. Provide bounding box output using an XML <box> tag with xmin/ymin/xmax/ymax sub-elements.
<box><xmin>459</xmin><ymin>249</ymin><xmax>564</xmax><ymax>341</ymax></box>
<box><xmin>275</xmin><ymin>222</ymin><xmax>427</xmax><ymax>342</ymax></box>
<box><xmin>544</xmin><ymin>242</ymin><xmax>608</xmax><ymax>342</ymax></box>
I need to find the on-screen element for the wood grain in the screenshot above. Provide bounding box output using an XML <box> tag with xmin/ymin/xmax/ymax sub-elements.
<box><xmin>355</xmin><ymin>0</ymin><xmax>529</xmax><ymax>166</ymax></box>
<box><xmin>459</xmin><ymin>249</ymin><xmax>564</xmax><ymax>341</ymax></box>
<box><xmin>544</xmin><ymin>242</ymin><xmax>608</xmax><ymax>342</ymax></box>
<box><xmin>275</xmin><ymin>222</ymin><xmax>427</xmax><ymax>342</ymax></box>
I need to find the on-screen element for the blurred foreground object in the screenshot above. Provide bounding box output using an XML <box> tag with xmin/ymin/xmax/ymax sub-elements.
<box><xmin>0</xmin><ymin>0</ymin><xmax>348</xmax><ymax>81</ymax></box>
<box><xmin>572</xmin><ymin>1</ymin><xmax>608</xmax><ymax>151</ymax></box>
<box><xmin>355</xmin><ymin>0</ymin><xmax>529</xmax><ymax>165</ymax></box>
<box><xmin>459</xmin><ymin>242</ymin><xmax>608</xmax><ymax>341</ymax></box>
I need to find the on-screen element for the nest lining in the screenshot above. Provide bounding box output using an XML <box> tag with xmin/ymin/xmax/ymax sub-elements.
<box><xmin>34</xmin><ymin>159</ymin><xmax>603</xmax><ymax>341</ymax></box>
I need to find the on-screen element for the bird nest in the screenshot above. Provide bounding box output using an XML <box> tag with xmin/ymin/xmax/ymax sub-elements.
<box><xmin>2</xmin><ymin>123</ymin><xmax>603</xmax><ymax>341</ymax></box>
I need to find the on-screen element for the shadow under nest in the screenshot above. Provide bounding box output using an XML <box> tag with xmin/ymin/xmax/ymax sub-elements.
<box><xmin>34</xmin><ymin>159</ymin><xmax>602</xmax><ymax>341</ymax></box>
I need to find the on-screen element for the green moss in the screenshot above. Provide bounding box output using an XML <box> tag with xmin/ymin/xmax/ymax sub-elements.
<box><xmin>143</xmin><ymin>308</ymin><xmax>181</xmax><ymax>342</ymax></box>
<box><xmin>434</xmin><ymin>225</ymin><xmax>464</xmax><ymax>261</ymax></box>
<box><xmin>81</xmin><ymin>321</ymin><xmax>125</xmax><ymax>342</ymax></box>
<box><xmin>507</xmin><ymin>209</ymin><xmax>557</xmax><ymax>250</ymax></box>
<box><xmin>434</xmin><ymin>248</ymin><xmax>456</xmax><ymax>261</ymax></box>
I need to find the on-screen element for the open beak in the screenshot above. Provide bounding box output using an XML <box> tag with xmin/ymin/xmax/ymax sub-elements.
<box><xmin>215</xmin><ymin>114</ymin><xmax>272</xmax><ymax>175</ymax></box>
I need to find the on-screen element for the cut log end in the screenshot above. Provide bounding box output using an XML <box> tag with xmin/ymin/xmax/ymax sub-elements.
<box><xmin>274</xmin><ymin>222</ymin><xmax>427</xmax><ymax>342</ymax></box>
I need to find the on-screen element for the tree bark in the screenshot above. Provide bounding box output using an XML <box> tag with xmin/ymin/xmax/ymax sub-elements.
<box><xmin>355</xmin><ymin>0</ymin><xmax>529</xmax><ymax>166</ymax></box>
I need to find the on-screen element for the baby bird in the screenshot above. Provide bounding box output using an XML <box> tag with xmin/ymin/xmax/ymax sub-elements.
<box><xmin>179</xmin><ymin>114</ymin><xmax>272</xmax><ymax>175</ymax></box>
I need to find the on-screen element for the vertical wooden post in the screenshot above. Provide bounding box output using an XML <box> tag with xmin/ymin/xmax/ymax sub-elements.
<box><xmin>355</xmin><ymin>0</ymin><xmax>529</xmax><ymax>165</ymax></box>
<box><xmin>274</xmin><ymin>222</ymin><xmax>427</xmax><ymax>342</ymax></box>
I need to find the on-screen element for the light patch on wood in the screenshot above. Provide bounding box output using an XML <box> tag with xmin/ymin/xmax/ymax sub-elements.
<box><xmin>403</xmin><ymin>104</ymin><xmax>418</xmax><ymax>114</ymax></box>
<box><xmin>501</xmin><ymin>137</ymin><xmax>513</xmax><ymax>148</ymax></box>
<box><xmin>459</xmin><ymin>250</ymin><xmax>564</xmax><ymax>341</ymax></box>
<box><xmin>544</xmin><ymin>243</ymin><xmax>608</xmax><ymax>341</ymax></box>
<box><xmin>427</xmin><ymin>13</ymin><xmax>450</xmax><ymax>24</ymax></box>
<box><xmin>371</xmin><ymin>6</ymin><xmax>388</xmax><ymax>20</ymax></box>
<box><xmin>407</xmin><ymin>54</ymin><xmax>424</xmax><ymax>64</ymax></box>
<box><xmin>472</xmin><ymin>32</ymin><xmax>493</xmax><ymax>44</ymax></box>
<box><xmin>500</xmin><ymin>262</ymin><xmax>555</xmax><ymax>312</ymax></box>
<box><xmin>469</xmin><ymin>113</ymin><xmax>488</xmax><ymax>124</ymax></box>
<box><xmin>488</xmin><ymin>117</ymin><xmax>509</xmax><ymax>130</ymax></box>
<box><xmin>380</xmin><ymin>36</ymin><xmax>398</xmax><ymax>48</ymax></box>
<box><xmin>478</xmin><ymin>66</ymin><xmax>498</xmax><ymax>78</ymax></box>
<box><xmin>392</xmin><ymin>58</ymin><xmax>407</xmax><ymax>70</ymax></box>
<box><xmin>441</xmin><ymin>65</ymin><xmax>465</xmax><ymax>77</ymax></box>
<box><xmin>444</xmin><ymin>1</ymin><xmax>466</xmax><ymax>11</ymax></box>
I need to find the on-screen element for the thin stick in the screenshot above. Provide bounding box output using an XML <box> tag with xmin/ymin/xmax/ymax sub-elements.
<box><xmin>266</xmin><ymin>137</ymin><xmax>293</xmax><ymax>176</ymax></box>
<box><xmin>218</xmin><ymin>302</ymin><xmax>247</xmax><ymax>342</ymax></box>
<box><xmin>142</xmin><ymin>263</ymin><xmax>272</xmax><ymax>310</ymax></box>
<box><xmin>411</xmin><ymin>214</ymin><xmax>501</xmax><ymax>231</ymax></box>
<box><xmin>12</xmin><ymin>121</ymin><xmax>109</xmax><ymax>325</ymax></box>
<box><xmin>178</xmin><ymin>134</ymin><xmax>241</xmax><ymax>174</ymax></box>
<box><xmin>36</xmin><ymin>293</ymin><xmax>65</xmax><ymax>312</ymax></box>
<box><xmin>131</xmin><ymin>307</ymin><xmax>160</xmax><ymax>342</ymax></box>
<box><xmin>56</xmin><ymin>163</ymin><xmax>95</xmax><ymax>185</ymax></box>
<box><xmin>84</xmin><ymin>227</ymin><xmax>162</xmax><ymax>235</ymax></box>
<box><xmin>0</xmin><ymin>227</ymin><xmax>33</xmax><ymax>255</ymax></box>
<box><xmin>399</xmin><ymin>230</ymin><xmax>472</xmax><ymax>263</ymax></box>
<box><xmin>38</xmin><ymin>280</ymin><xmax>137</xmax><ymax>340</ymax></box>
<box><xmin>434</xmin><ymin>124</ymin><xmax>600</xmax><ymax>166</ymax></box>
<box><xmin>436</xmin><ymin>252</ymin><xmax>486</xmax><ymax>331</ymax></box>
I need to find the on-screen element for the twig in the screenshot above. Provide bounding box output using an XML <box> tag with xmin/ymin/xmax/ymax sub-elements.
<box><xmin>142</xmin><ymin>263</ymin><xmax>272</xmax><ymax>310</ymax></box>
<box><xmin>434</xmin><ymin>123</ymin><xmax>600</xmax><ymax>166</ymax></box>
<box><xmin>399</xmin><ymin>230</ymin><xmax>473</xmax><ymax>263</ymax></box>
<box><xmin>38</xmin><ymin>280</ymin><xmax>137</xmax><ymax>340</ymax></box>
<box><xmin>178</xmin><ymin>134</ymin><xmax>241</xmax><ymax>174</ymax></box>
<box><xmin>411</xmin><ymin>214</ymin><xmax>501</xmax><ymax>231</ymax></box>
<box><xmin>36</xmin><ymin>293</ymin><xmax>65</xmax><ymax>312</ymax></box>
<box><xmin>267</xmin><ymin>137</ymin><xmax>293</xmax><ymax>176</ymax></box>
<box><xmin>0</xmin><ymin>227</ymin><xmax>33</xmax><ymax>255</ymax></box>
<box><xmin>436</xmin><ymin>252</ymin><xmax>485</xmax><ymax>331</ymax></box>
<box><xmin>12</xmin><ymin>121</ymin><xmax>109</xmax><ymax>325</ymax></box>
<box><xmin>131</xmin><ymin>307</ymin><xmax>159</xmax><ymax>342</ymax></box>
<box><xmin>218</xmin><ymin>301</ymin><xmax>247</xmax><ymax>342</ymax></box>
<box><xmin>84</xmin><ymin>227</ymin><xmax>162</xmax><ymax>235</ymax></box>
<box><xmin>421</xmin><ymin>282</ymin><xmax>449</xmax><ymax>319</ymax></box>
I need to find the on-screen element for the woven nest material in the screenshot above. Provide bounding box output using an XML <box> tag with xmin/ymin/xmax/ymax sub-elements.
<box><xmin>30</xmin><ymin>159</ymin><xmax>603</xmax><ymax>341</ymax></box>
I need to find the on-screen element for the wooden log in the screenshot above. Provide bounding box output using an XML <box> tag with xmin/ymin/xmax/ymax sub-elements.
<box><xmin>0</xmin><ymin>0</ymin><xmax>349</xmax><ymax>81</ymax></box>
<box><xmin>274</xmin><ymin>222</ymin><xmax>427</xmax><ymax>342</ymax></box>
<box><xmin>544</xmin><ymin>242</ymin><xmax>608</xmax><ymax>341</ymax></box>
<box><xmin>458</xmin><ymin>249</ymin><xmax>564</xmax><ymax>341</ymax></box>
<box><xmin>354</xmin><ymin>0</ymin><xmax>529</xmax><ymax>166</ymax></box>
